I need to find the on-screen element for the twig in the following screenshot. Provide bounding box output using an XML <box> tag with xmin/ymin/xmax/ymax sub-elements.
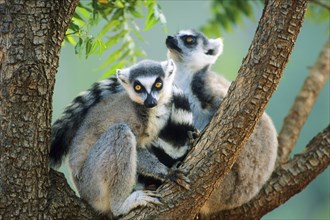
<box><xmin>277</xmin><ymin>40</ymin><xmax>330</xmax><ymax>164</ymax></box>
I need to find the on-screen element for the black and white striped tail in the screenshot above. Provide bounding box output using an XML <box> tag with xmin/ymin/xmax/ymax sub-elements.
<box><xmin>150</xmin><ymin>87</ymin><xmax>196</xmax><ymax>168</ymax></box>
<box><xmin>49</xmin><ymin>77</ymin><xmax>122</xmax><ymax>168</ymax></box>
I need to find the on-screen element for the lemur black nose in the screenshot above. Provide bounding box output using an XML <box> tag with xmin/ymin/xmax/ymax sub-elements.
<box><xmin>144</xmin><ymin>95</ymin><xmax>157</xmax><ymax>108</ymax></box>
<box><xmin>165</xmin><ymin>36</ymin><xmax>174</xmax><ymax>46</ymax></box>
<box><xmin>165</xmin><ymin>36</ymin><xmax>181</xmax><ymax>52</ymax></box>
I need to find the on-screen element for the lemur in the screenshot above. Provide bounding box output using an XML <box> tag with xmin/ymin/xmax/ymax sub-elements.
<box><xmin>166</xmin><ymin>30</ymin><xmax>278</xmax><ymax>215</ymax></box>
<box><xmin>50</xmin><ymin>60</ymin><xmax>195</xmax><ymax>217</ymax></box>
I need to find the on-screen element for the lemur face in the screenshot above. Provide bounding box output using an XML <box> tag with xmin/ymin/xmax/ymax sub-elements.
<box><xmin>166</xmin><ymin>29</ymin><xmax>223</xmax><ymax>72</ymax></box>
<box><xmin>117</xmin><ymin>60</ymin><xmax>175</xmax><ymax>108</ymax></box>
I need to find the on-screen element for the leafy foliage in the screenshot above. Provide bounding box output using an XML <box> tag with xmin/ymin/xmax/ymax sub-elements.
<box><xmin>201</xmin><ymin>0</ymin><xmax>329</xmax><ymax>37</ymax></box>
<box><xmin>200</xmin><ymin>0</ymin><xmax>263</xmax><ymax>37</ymax></box>
<box><xmin>306</xmin><ymin>0</ymin><xmax>330</xmax><ymax>25</ymax></box>
<box><xmin>65</xmin><ymin>0</ymin><xmax>329</xmax><ymax>77</ymax></box>
<box><xmin>65</xmin><ymin>0</ymin><xmax>166</xmax><ymax>77</ymax></box>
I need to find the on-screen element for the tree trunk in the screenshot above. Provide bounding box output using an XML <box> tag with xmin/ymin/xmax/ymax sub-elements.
<box><xmin>0</xmin><ymin>0</ymin><xmax>87</xmax><ymax>219</ymax></box>
<box><xmin>0</xmin><ymin>0</ymin><xmax>328</xmax><ymax>219</ymax></box>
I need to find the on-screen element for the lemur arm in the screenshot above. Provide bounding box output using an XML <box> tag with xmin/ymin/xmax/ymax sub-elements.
<box><xmin>137</xmin><ymin>148</ymin><xmax>169</xmax><ymax>181</ymax></box>
<box><xmin>137</xmin><ymin>147</ymin><xmax>190</xmax><ymax>190</ymax></box>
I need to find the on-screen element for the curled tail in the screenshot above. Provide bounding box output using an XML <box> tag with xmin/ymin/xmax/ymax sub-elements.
<box><xmin>49</xmin><ymin>77</ymin><xmax>122</xmax><ymax>168</ymax></box>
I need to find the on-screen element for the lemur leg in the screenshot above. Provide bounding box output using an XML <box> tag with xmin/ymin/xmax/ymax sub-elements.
<box><xmin>76</xmin><ymin>124</ymin><xmax>160</xmax><ymax>217</ymax></box>
<box><xmin>137</xmin><ymin>147</ymin><xmax>191</xmax><ymax>190</ymax></box>
<box><xmin>137</xmin><ymin>148</ymin><xmax>169</xmax><ymax>181</ymax></box>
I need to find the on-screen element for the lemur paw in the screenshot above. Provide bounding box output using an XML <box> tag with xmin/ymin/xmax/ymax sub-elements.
<box><xmin>114</xmin><ymin>190</ymin><xmax>161</xmax><ymax>216</ymax></box>
<box><xmin>134</xmin><ymin>190</ymin><xmax>162</xmax><ymax>206</ymax></box>
<box><xmin>141</xmin><ymin>190</ymin><xmax>162</xmax><ymax>209</ymax></box>
<box><xmin>188</xmin><ymin>129</ymin><xmax>200</xmax><ymax>145</ymax></box>
<box><xmin>167</xmin><ymin>161</ymin><xmax>191</xmax><ymax>190</ymax></box>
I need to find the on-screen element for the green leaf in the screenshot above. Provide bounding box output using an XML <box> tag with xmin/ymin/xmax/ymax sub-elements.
<box><xmin>104</xmin><ymin>30</ymin><xmax>128</xmax><ymax>48</ymax></box>
<box><xmin>77</xmin><ymin>2</ymin><xmax>93</xmax><ymax>12</ymax></box>
<box><xmin>75</xmin><ymin>38</ymin><xmax>83</xmax><ymax>55</ymax></box>
<box><xmin>133</xmin><ymin>49</ymin><xmax>145</xmax><ymax>57</ymax></box>
<box><xmin>129</xmin><ymin>8</ymin><xmax>144</xmax><ymax>18</ymax></box>
<box><xmin>68</xmin><ymin>22</ymin><xmax>80</xmax><ymax>32</ymax></box>
<box><xmin>72</xmin><ymin>16</ymin><xmax>85</xmax><ymax>27</ymax></box>
<box><xmin>112</xmin><ymin>8</ymin><xmax>124</xmax><ymax>21</ymax></box>
<box><xmin>65</xmin><ymin>34</ymin><xmax>76</xmax><ymax>45</ymax></box>
<box><xmin>144</xmin><ymin>1</ymin><xmax>157</xmax><ymax>31</ymax></box>
<box><xmin>95</xmin><ymin>39</ymin><xmax>107</xmax><ymax>56</ymax></box>
<box><xmin>97</xmin><ymin>20</ymin><xmax>121</xmax><ymax>39</ymax></box>
<box><xmin>77</xmin><ymin>5</ymin><xmax>91</xmax><ymax>19</ymax></box>
<box><xmin>117</xmin><ymin>48</ymin><xmax>131</xmax><ymax>61</ymax></box>
<box><xmin>85</xmin><ymin>37</ymin><xmax>94</xmax><ymax>59</ymax></box>
<box><xmin>97</xmin><ymin>45</ymin><xmax>129</xmax><ymax>70</ymax></box>
<box><xmin>144</xmin><ymin>14</ymin><xmax>158</xmax><ymax>31</ymax></box>
<box><xmin>114</xmin><ymin>0</ymin><xmax>125</xmax><ymax>8</ymax></box>
<box><xmin>101</xmin><ymin>60</ymin><xmax>126</xmax><ymax>78</ymax></box>
<box><xmin>132</xmin><ymin>28</ymin><xmax>144</xmax><ymax>41</ymax></box>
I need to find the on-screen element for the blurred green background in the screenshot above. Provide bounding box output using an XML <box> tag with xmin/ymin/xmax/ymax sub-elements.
<box><xmin>53</xmin><ymin>1</ymin><xmax>329</xmax><ymax>219</ymax></box>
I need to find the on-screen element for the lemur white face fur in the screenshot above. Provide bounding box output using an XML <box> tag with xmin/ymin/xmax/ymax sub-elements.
<box><xmin>166</xmin><ymin>29</ymin><xmax>223</xmax><ymax>73</ymax></box>
<box><xmin>117</xmin><ymin>59</ymin><xmax>176</xmax><ymax>108</ymax></box>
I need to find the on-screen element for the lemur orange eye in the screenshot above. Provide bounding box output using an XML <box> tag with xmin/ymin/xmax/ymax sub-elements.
<box><xmin>135</xmin><ymin>85</ymin><xmax>141</xmax><ymax>91</ymax></box>
<box><xmin>155</xmin><ymin>82</ymin><xmax>162</xmax><ymax>88</ymax></box>
<box><xmin>185</xmin><ymin>37</ymin><xmax>193</xmax><ymax>43</ymax></box>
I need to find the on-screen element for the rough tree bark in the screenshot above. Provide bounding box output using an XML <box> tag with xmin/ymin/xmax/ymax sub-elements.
<box><xmin>0</xmin><ymin>0</ymin><xmax>99</xmax><ymax>219</ymax></box>
<box><xmin>0</xmin><ymin>0</ymin><xmax>328</xmax><ymax>219</ymax></box>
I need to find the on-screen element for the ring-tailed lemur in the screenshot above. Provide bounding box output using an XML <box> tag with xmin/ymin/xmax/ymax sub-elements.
<box><xmin>50</xmin><ymin>60</ymin><xmax>195</xmax><ymax>217</ymax></box>
<box><xmin>166</xmin><ymin>30</ymin><xmax>278</xmax><ymax>215</ymax></box>
<box><xmin>135</xmin><ymin>85</ymin><xmax>197</xmax><ymax>191</ymax></box>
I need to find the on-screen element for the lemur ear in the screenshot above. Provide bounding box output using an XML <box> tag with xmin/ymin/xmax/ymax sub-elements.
<box><xmin>116</xmin><ymin>69</ymin><xmax>129</xmax><ymax>85</ymax></box>
<box><xmin>206</xmin><ymin>38</ymin><xmax>223</xmax><ymax>57</ymax></box>
<box><xmin>161</xmin><ymin>59</ymin><xmax>176</xmax><ymax>77</ymax></box>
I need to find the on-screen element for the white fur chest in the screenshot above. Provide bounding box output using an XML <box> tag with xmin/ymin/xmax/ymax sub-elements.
<box><xmin>188</xmin><ymin>90</ymin><xmax>213</xmax><ymax>131</ymax></box>
<box><xmin>175</xmin><ymin>66</ymin><xmax>193</xmax><ymax>92</ymax></box>
<box><xmin>175</xmin><ymin>64</ymin><xmax>214</xmax><ymax>130</ymax></box>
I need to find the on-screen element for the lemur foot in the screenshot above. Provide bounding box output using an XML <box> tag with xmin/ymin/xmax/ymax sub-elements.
<box><xmin>113</xmin><ymin>190</ymin><xmax>161</xmax><ymax>216</ymax></box>
<box><xmin>167</xmin><ymin>161</ymin><xmax>191</xmax><ymax>190</ymax></box>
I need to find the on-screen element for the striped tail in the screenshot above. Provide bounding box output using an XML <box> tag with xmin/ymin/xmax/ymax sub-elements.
<box><xmin>49</xmin><ymin>77</ymin><xmax>122</xmax><ymax>168</ymax></box>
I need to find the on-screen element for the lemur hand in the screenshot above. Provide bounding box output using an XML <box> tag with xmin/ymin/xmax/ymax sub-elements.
<box><xmin>188</xmin><ymin>129</ymin><xmax>200</xmax><ymax>145</ymax></box>
<box><xmin>167</xmin><ymin>161</ymin><xmax>190</xmax><ymax>190</ymax></box>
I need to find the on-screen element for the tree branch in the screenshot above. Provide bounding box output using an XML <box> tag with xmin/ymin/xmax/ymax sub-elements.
<box><xmin>209</xmin><ymin>125</ymin><xmax>330</xmax><ymax>220</ymax></box>
<box><xmin>277</xmin><ymin>40</ymin><xmax>330</xmax><ymax>164</ymax></box>
<box><xmin>123</xmin><ymin>1</ymin><xmax>308</xmax><ymax>219</ymax></box>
